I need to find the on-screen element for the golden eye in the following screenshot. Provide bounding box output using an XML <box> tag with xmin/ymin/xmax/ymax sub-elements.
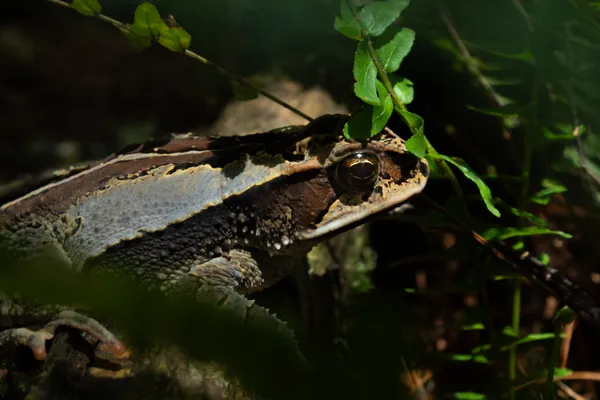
<box><xmin>335</xmin><ymin>151</ymin><xmax>380</xmax><ymax>192</ymax></box>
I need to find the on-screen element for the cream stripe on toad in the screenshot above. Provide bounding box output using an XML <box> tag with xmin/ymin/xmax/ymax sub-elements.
<box><xmin>63</xmin><ymin>155</ymin><xmax>319</xmax><ymax>268</ymax></box>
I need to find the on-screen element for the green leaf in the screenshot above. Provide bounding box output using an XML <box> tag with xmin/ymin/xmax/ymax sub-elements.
<box><xmin>71</xmin><ymin>0</ymin><xmax>101</xmax><ymax>16</ymax></box>
<box><xmin>500</xmin><ymin>332</ymin><xmax>557</xmax><ymax>351</ymax></box>
<box><xmin>553</xmin><ymin>123</ymin><xmax>586</xmax><ymax>137</ymax></box>
<box><xmin>542</xmin><ymin>126</ymin><xmax>578</xmax><ymax>141</ymax></box>
<box><xmin>358</xmin><ymin>0</ymin><xmax>410</xmax><ymax>37</ymax></box>
<box><xmin>130</xmin><ymin>2</ymin><xmax>162</xmax><ymax>38</ymax></box>
<box><xmin>353</xmin><ymin>41</ymin><xmax>379</xmax><ymax>105</ymax></box>
<box><xmin>467</xmin><ymin>102</ymin><xmax>534</xmax><ymax>118</ymax></box>
<box><xmin>374</xmin><ymin>26</ymin><xmax>415</xmax><ymax>73</ymax></box>
<box><xmin>333</xmin><ymin>0</ymin><xmax>362</xmax><ymax>40</ymax></box>
<box><xmin>462</xmin><ymin>322</ymin><xmax>485</xmax><ymax>331</ymax></box>
<box><xmin>497</xmin><ymin>199</ymin><xmax>547</xmax><ymax>226</ymax></box>
<box><xmin>554</xmin><ymin>306</ymin><xmax>576</xmax><ymax>326</ymax></box>
<box><xmin>502</xmin><ymin>325</ymin><xmax>517</xmax><ymax>337</ymax></box>
<box><xmin>371</xmin><ymin>81</ymin><xmax>393</xmax><ymax>135</ymax></box>
<box><xmin>531</xmin><ymin>179</ymin><xmax>567</xmax><ymax>205</ymax></box>
<box><xmin>343</xmin><ymin>107</ymin><xmax>374</xmax><ymax>140</ymax></box>
<box><xmin>471</xmin><ymin>344</ymin><xmax>492</xmax><ymax>354</ymax></box>
<box><xmin>512</xmin><ymin>240</ymin><xmax>525</xmax><ymax>251</ymax></box>
<box><xmin>391</xmin><ymin>77</ymin><xmax>414</xmax><ymax>104</ymax></box>
<box><xmin>554</xmin><ymin>368</ymin><xmax>573</xmax><ymax>378</ymax></box>
<box><xmin>231</xmin><ymin>81</ymin><xmax>259</xmax><ymax>101</ymax></box>
<box><xmin>460</xmin><ymin>308</ymin><xmax>486</xmax><ymax>331</ymax></box>
<box><xmin>400</xmin><ymin>111</ymin><xmax>427</xmax><ymax>158</ymax></box>
<box><xmin>438</xmin><ymin>155</ymin><xmax>501</xmax><ymax>217</ymax></box>
<box><xmin>482</xmin><ymin>226</ymin><xmax>572</xmax><ymax>240</ymax></box>
<box><xmin>465</xmin><ymin>40</ymin><xmax>535</xmax><ymax>64</ymax></box>
<box><xmin>157</xmin><ymin>23</ymin><xmax>191</xmax><ymax>52</ymax></box>
<box><xmin>454</xmin><ymin>392</ymin><xmax>486</xmax><ymax>400</ymax></box>
<box><xmin>449</xmin><ymin>354</ymin><xmax>490</xmax><ymax>364</ymax></box>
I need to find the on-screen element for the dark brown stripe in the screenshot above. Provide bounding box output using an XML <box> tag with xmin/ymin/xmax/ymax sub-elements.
<box><xmin>2</xmin><ymin>114</ymin><xmax>349</xmax><ymax>218</ymax></box>
<box><xmin>115</xmin><ymin>113</ymin><xmax>348</xmax><ymax>156</ymax></box>
<box><xmin>2</xmin><ymin>151</ymin><xmax>215</xmax><ymax>218</ymax></box>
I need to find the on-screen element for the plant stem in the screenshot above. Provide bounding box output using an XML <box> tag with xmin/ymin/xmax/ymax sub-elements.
<box><xmin>508</xmin><ymin>54</ymin><xmax>540</xmax><ymax>400</ymax></box>
<box><xmin>438</xmin><ymin>4</ymin><xmax>509</xmax><ymax>109</ymax></box>
<box><xmin>47</xmin><ymin>0</ymin><xmax>314</xmax><ymax>122</ymax></box>
<box><xmin>544</xmin><ymin>323</ymin><xmax>562</xmax><ymax>399</ymax></box>
<box><xmin>363</xmin><ymin>32</ymin><xmax>466</xmax><ymax>203</ymax></box>
<box><xmin>508</xmin><ymin>279</ymin><xmax>521</xmax><ymax>400</ymax></box>
<box><xmin>364</xmin><ymin>39</ymin><xmax>411</xmax><ymax>128</ymax></box>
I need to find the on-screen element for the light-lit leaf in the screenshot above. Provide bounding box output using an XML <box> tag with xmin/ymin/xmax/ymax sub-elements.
<box><xmin>531</xmin><ymin>179</ymin><xmax>567</xmax><ymax>205</ymax></box>
<box><xmin>400</xmin><ymin>111</ymin><xmax>427</xmax><ymax>158</ymax></box>
<box><xmin>438</xmin><ymin>155</ymin><xmax>501</xmax><ymax>217</ymax></box>
<box><xmin>358</xmin><ymin>0</ymin><xmax>410</xmax><ymax>37</ymax></box>
<box><xmin>333</xmin><ymin>0</ymin><xmax>362</xmax><ymax>40</ymax></box>
<box><xmin>353</xmin><ymin>41</ymin><xmax>379</xmax><ymax>105</ymax></box>
<box><xmin>343</xmin><ymin>107</ymin><xmax>374</xmax><ymax>140</ymax></box>
<box><xmin>454</xmin><ymin>392</ymin><xmax>486</xmax><ymax>400</ymax></box>
<box><xmin>374</xmin><ymin>26</ymin><xmax>415</xmax><ymax>73</ymax></box>
<box><xmin>391</xmin><ymin>77</ymin><xmax>414</xmax><ymax>104</ymax></box>
<box><xmin>371</xmin><ymin>81</ymin><xmax>393</xmax><ymax>135</ymax></box>
<box><xmin>157</xmin><ymin>23</ymin><xmax>191</xmax><ymax>52</ymax></box>
<box><xmin>460</xmin><ymin>308</ymin><xmax>485</xmax><ymax>331</ymax></box>
<box><xmin>471</xmin><ymin>344</ymin><xmax>492</xmax><ymax>353</ymax></box>
<box><xmin>462</xmin><ymin>323</ymin><xmax>485</xmax><ymax>331</ymax></box>
<box><xmin>449</xmin><ymin>354</ymin><xmax>490</xmax><ymax>364</ymax></box>
<box><xmin>500</xmin><ymin>332</ymin><xmax>557</xmax><ymax>351</ymax></box>
<box><xmin>130</xmin><ymin>2</ymin><xmax>162</xmax><ymax>38</ymax></box>
<box><xmin>512</xmin><ymin>240</ymin><xmax>525</xmax><ymax>251</ymax></box>
<box><xmin>71</xmin><ymin>0</ymin><xmax>101</xmax><ymax>16</ymax></box>
<box><xmin>482</xmin><ymin>226</ymin><xmax>572</xmax><ymax>240</ymax></box>
<box><xmin>554</xmin><ymin>368</ymin><xmax>573</xmax><ymax>378</ymax></box>
<box><xmin>491</xmin><ymin>273</ymin><xmax>528</xmax><ymax>281</ymax></box>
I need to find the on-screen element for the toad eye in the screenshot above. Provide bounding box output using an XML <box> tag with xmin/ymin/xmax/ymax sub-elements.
<box><xmin>335</xmin><ymin>151</ymin><xmax>380</xmax><ymax>192</ymax></box>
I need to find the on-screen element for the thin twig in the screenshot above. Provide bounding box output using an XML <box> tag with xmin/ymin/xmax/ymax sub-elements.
<box><xmin>421</xmin><ymin>194</ymin><xmax>600</xmax><ymax>333</ymax></box>
<box><xmin>438</xmin><ymin>5</ymin><xmax>508</xmax><ymax>108</ymax></box>
<box><xmin>514</xmin><ymin>370</ymin><xmax>600</xmax><ymax>392</ymax></box>
<box><xmin>47</xmin><ymin>0</ymin><xmax>314</xmax><ymax>122</ymax></box>
<box><xmin>563</xmin><ymin>22</ymin><xmax>600</xmax><ymax>199</ymax></box>
<box><xmin>511</xmin><ymin>0</ymin><xmax>534</xmax><ymax>32</ymax></box>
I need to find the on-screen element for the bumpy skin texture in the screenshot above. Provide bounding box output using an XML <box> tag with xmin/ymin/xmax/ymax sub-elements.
<box><xmin>85</xmin><ymin>175</ymin><xmax>333</xmax><ymax>294</ymax></box>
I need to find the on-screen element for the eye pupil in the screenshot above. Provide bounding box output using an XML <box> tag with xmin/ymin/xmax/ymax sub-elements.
<box><xmin>335</xmin><ymin>151</ymin><xmax>380</xmax><ymax>192</ymax></box>
<box><xmin>348</xmin><ymin>161</ymin><xmax>376</xmax><ymax>180</ymax></box>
